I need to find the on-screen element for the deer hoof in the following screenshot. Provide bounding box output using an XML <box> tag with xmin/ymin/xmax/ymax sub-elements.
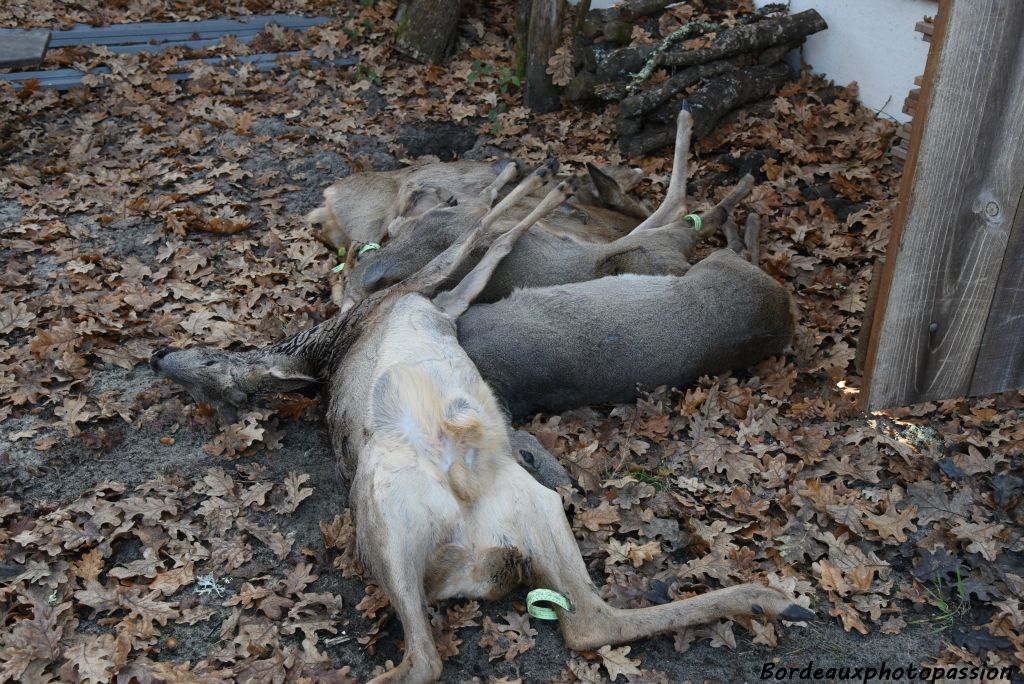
<box><xmin>781</xmin><ymin>604</ymin><xmax>815</xmax><ymax>621</ymax></box>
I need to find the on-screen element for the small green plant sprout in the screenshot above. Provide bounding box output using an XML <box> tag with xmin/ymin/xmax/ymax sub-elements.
<box><xmin>467</xmin><ymin>59</ymin><xmax>493</xmax><ymax>83</ymax></box>
<box><xmin>496</xmin><ymin>66</ymin><xmax>521</xmax><ymax>93</ymax></box>
<box><xmin>909</xmin><ymin>569</ymin><xmax>970</xmax><ymax>633</ymax></box>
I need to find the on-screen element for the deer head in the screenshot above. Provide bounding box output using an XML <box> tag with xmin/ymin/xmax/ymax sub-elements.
<box><xmin>150</xmin><ymin>347</ymin><xmax>315</xmax><ymax>418</ymax></box>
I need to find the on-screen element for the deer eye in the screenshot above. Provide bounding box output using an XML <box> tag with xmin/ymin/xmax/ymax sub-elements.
<box><xmin>203</xmin><ymin>360</ymin><xmax>217</xmax><ymax>367</ymax></box>
<box><xmin>519</xmin><ymin>449</ymin><xmax>535</xmax><ymax>466</ymax></box>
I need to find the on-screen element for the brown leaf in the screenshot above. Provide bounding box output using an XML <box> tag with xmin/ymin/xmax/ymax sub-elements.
<box><xmin>59</xmin><ymin>634</ymin><xmax>115</xmax><ymax>684</ymax></box>
<box><xmin>275</xmin><ymin>472</ymin><xmax>313</xmax><ymax>514</ymax></box>
<box><xmin>597</xmin><ymin>644</ymin><xmax>642</xmax><ymax>682</ymax></box>
<box><xmin>546</xmin><ymin>46</ymin><xmax>575</xmax><ymax>87</ymax></box>
<box><xmin>863</xmin><ymin>504</ymin><xmax>918</xmax><ymax>544</ymax></box>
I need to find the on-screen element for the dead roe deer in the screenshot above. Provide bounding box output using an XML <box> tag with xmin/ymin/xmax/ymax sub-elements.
<box><xmin>157</xmin><ymin>166</ymin><xmax>812</xmax><ymax>683</ymax></box>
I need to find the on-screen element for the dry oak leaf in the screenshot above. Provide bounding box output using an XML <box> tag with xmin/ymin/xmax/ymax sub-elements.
<box><xmin>149</xmin><ymin>562</ymin><xmax>196</xmax><ymax>596</ymax></box>
<box><xmin>863</xmin><ymin>504</ymin><xmax>918</xmax><ymax>544</ymax></box>
<box><xmin>813</xmin><ymin>559</ymin><xmax>851</xmax><ymax>597</ymax></box>
<box><xmin>58</xmin><ymin>634</ymin><xmax>116</xmax><ymax>684</ymax></box>
<box><xmin>597</xmin><ymin>644</ymin><xmax>642</xmax><ymax>682</ymax></box>
<box><xmin>275</xmin><ymin>472</ymin><xmax>314</xmax><ymax>514</ymax></box>
<box><xmin>750</xmin><ymin>620</ymin><xmax>778</xmax><ymax>647</ymax></box>
<box><xmin>690</xmin><ymin>436</ymin><xmax>757</xmax><ymax>482</ymax></box>
<box><xmin>829</xmin><ymin>601</ymin><xmax>869</xmax><ymax>635</ymax></box>
<box><xmin>446</xmin><ymin>601</ymin><xmax>482</xmax><ymax>630</ymax></box>
<box><xmin>478</xmin><ymin>611</ymin><xmax>536</xmax><ymax>662</ymax></box>
<box><xmin>577</xmin><ymin>501</ymin><xmax>621</xmax><ymax>531</ymax></box>
<box><xmin>625</xmin><ymin>540</ymin><xmax>663</xmax><ymax>568</ymax></box>
<box><xmin>0</xmin><ymin>596</ymin><xmax>71</xmax><ymax>681</ymax></box>
<box><xmin>55</xmin><ymin>395</ymin><xmax>97</xmax><ymax>437</ymax></box>
<box><xmin>702</xmin><ymin>619</ymin><xmax>736</xmax><ymax>650</ymax></box>
<box><xmin>546</xmin><ymin>46</ymin><xmax>575</xmax><ymax>87</ymax></box>
<box><xmin>950</xmin><ymin>520</ymin><xmax>1005</xmax><ymax>561</ymax></box>
<box><xmin>357</xmin><ymin>585</ymin><xmax>390</xmax><ymax>620</ymax></box>
<box><xmin>907</xmin><ymin>481</ymin><xmax>972</xmax><ymax>527</ymax></box>
<box><xmin>203</xmin><ymin>417</ymin><xmax>265</xmax><ymax>458</ymax></box>
<box><xmin>0</xmin><ymin>295</ymin><xmax>35</xmax><ymax>333</ymax></box>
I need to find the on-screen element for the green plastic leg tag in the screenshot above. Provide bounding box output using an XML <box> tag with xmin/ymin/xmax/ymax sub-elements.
<box><xmin>527</xmin><ymin>588</ymin><xmax>571</xmax><ymax>620</ymax></box>
<box><xmin>684</xmin><ymin>213</ymin><xmax>702</xmax><ymax>232</ymax></box>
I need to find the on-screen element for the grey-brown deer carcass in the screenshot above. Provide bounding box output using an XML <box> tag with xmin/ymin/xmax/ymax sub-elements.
<box><xmin>156</xmin><ymin>168</ymin><xmax>811</xmax><ymax>683</ymax></box>
<box><xmin>305</xmin><ymin>155</ymin><xmax>647</xmax><ymax>257</ymax></box>
<box><xmin>337</xmin><ymin>105</ymin><xmax>755</xmax><ymax>311</ymax></box>
<box><xmin>153</xmin><ymin>110</ymin><xmax>793</xmax><ymax>420</ymax></box>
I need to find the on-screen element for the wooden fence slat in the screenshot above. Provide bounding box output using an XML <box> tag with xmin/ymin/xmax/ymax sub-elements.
<box><xmin>969</xmin><ymin>188</ymin><xmax>1024</xmax><ymax>395</ymax></box>
<box><xmin>42</xmin><ymin>15</ymin><xmax>327</xmax><ymax>40</ymax></box>
<box><xmin>0</xmin><ymin>51</ymin><xmax>357</xmax><ymax>90</ymax></box>
<box><xmin>0</xmin><ymin>30</ymin><xmax>50</xmax><ymax>68</ymax></box>
<box><xmin>0</xmin><ymin>16</ymin><xmax>330</xmax><ymax>49</ymax></box>
<box><xmin>100</xmin><ymin>38</ymin><xmax>248</xmax><ymax>55</ymax></box>
<box><xmin>863</xmin><ymin>0</ymin><xmax>1024</xmax><ymax>409</ymax></box>
<box><xmin>47</xmin><ymin>28</ymin><xmax>268</xmax><ymax>46</ymax></box>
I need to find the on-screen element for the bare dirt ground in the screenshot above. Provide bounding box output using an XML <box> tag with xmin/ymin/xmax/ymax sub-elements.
<box><xmin>1</xmin><ymin>1</ymin><xmax>1022</xmax><ymax>682</ymax></box>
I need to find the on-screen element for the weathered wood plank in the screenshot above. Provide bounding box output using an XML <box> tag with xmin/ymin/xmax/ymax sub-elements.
<box><xmin>0</xmin><ymin>29</ymin><xmax>50</xmax><ymax>68</ymax></box>
<box><xmin>49</xmin><ymin>27</ymin><xmax>269</xmax><ymax>47</ymax></box>
<box><xmin>0</xmin><ymin>51</ymin><xmax>357</xmax><ymax>90</ymax></box>
<box><xmin>862</xmin><ymin>0</ymin><xmax>1024</xmax><ymax>409</ymax></box>
<box><xmin>969</xmin><ymin>188</ymin><xmax>1024</xmax><ymax>395</ymax></box>
<box><xmin>40</xmin><ymin>15</ymin><xmax>328</xmax><ymax>44</ymax></box>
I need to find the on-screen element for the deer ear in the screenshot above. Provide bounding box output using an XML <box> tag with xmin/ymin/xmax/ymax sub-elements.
<box><xmin>586</xmin><ymin>163</ymin><xmax>626</xmax><ymax>203</ymax></box>
<box><xmin>266</xmin><ymin>367</ymin><xmax>317</xmax><ymax>392</ymax></box>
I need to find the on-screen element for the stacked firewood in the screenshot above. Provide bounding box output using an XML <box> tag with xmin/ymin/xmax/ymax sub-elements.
<box><xmin>565</xmin><ymin>1</ymin><xmax>827</xmax><ymax>157</ymax></box>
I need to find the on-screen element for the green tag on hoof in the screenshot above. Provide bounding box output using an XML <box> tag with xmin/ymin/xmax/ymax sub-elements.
<box><xmin>527</xmin><ymin>588</ymin><xmax>571</xmax><ymax>620</ymax></box>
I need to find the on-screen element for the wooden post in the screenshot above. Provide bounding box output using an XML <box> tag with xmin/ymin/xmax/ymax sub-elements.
<box><xmin>524</xmin><ymin>0</ymin><xmax>563</xmax><ymax>113</ymax></box>
<box><xmin>394</xmin><ymin>0</ymin><xmax>465</xmax><ymax>64</ymax></box>
<box><xmin>861</xmin><ymin>0</ymin><xmax>1024</xmax><ymax>409</ymax></box>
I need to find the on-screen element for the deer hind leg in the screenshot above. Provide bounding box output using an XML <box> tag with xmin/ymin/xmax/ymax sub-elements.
<box><xmin>652</xmin><ymin>172</ymin><xmax>755</xmax><ymax>264</ymax></box>
<box><xmin>517</xmin><ymin>481</ymin><xmax>813</xmax><ymax>651</ymax></box>
<box><xmin>357</xmin><ymin>475</ymin><xmax>451</xmax><ymax>683</ymax></box>
<box><xmin>630</xmin><ymin>102</ymin><xmax>693</xmax><ymax>233</ymax></box>
<box><xmin>482</xmin><ymin>160</ymin><xmax>519</xmax><ymax>206</ymax></box>
<box><xmin>481</xmin><ymin>160</ymin><xmax>557</xmax><ymax>230</ymax></box>
<box><xmin>433</xmin><ymin>177</ymin><xmax>576</xmax><ymax>318</ymax></box>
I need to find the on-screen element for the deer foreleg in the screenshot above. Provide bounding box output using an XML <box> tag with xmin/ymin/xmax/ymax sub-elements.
<box><xmin>722</xmin><ymin>218</ymin><xmax>746</xmax><ymax>254</ymax></box>
<box><xmin>743</xmin><ymin>213</ymin><xmax>761</xmax><ymax>265</ymax></box>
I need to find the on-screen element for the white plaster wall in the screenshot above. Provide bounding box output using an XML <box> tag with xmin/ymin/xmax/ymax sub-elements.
<box><xmin>582</xmin><ymin>0</ymin><xmax>936</xmax><ymax>122</ymax></box>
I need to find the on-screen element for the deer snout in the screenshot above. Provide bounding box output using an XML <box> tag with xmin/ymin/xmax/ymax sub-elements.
<box><xmin>150</xmin><ymin>348</ymin><xmax>171</xmax><ymax>371</ymax></box>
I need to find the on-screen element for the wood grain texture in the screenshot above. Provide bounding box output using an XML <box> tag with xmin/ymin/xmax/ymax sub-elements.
<box><xmin>394</xmin><ymin>0</ymin><xmax>464</xmax><ymax>64</ymax></box>
<box><xmin>970</xmin><ymin>188</ymin><xmax>1024</xmax><ymax>395</ymax></box>
<box><xmin>863</xmin><ymin>0</ymin><xmax>1024</xmax><ymax>409</ymax></box>
<box><xmin>0</xmin><ymin>52</ymin><xmax>357</xmax><ymax>90</ymax></box>
<box><xmin>523</xmin><ymin>0</ymin><xmax>563</xmax><ymax>113</ymax></box>
<box><xmin>0</xmin><ymin>30</ymin><xmax>50</xmax><ymax>68</ymax></box>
